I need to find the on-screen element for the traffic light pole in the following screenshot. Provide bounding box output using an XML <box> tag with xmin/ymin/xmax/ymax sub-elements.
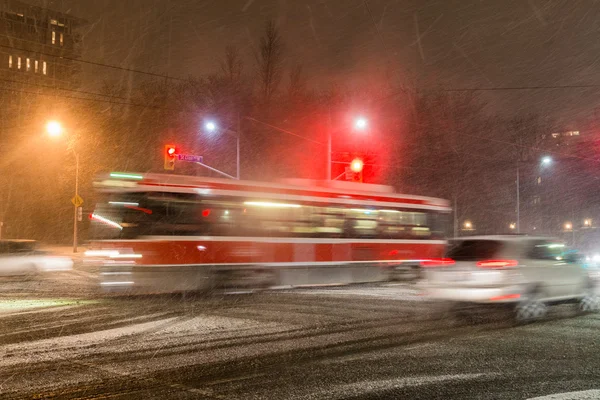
<box><xmin>73</xmin><ymin>152</ymin><xmax>79</xmax><ymax>253</ymax></box>
<box><xmin>516</xmin><ymin>162</ymin><xmax>520</xmax><ymax>234</ymax></box>
<box><xmin>236</xmin><ymin>114</ymin><xmax>241</xmax><ymax>180</ymax></box>
<box><xmin>326</xmin><ymin>127</ymin><xmax>332</xmax><ymax>180</ymax></box>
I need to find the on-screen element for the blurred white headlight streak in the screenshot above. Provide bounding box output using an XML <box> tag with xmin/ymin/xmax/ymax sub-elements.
<box><xmin>244</xmin><ymin>201</ymin><xmax>301</xmax><ymax>208</ymax></box>
<box><xmin>100</xmin><ymin>271</ymin><xmax>132</xmax><ymax>276</ymax></box>
<box><xmin>85</xmin><ymin>250</ymin><xmax>120</xmax><ymax>257</ymax></box>
<box><xmin>109</xmin><ymin>254</ymin><xmax>142</xmax><ymax>259</ymax></box>
<box><xmin>100</xmin><ymin>281</ymin><xmax>134</xmax><ymax>286</ymax></box>
<box><xmin>108</xmin><ymin>201</ymin><xmax>139</xmax><ymax>206</ymax></box>
<box><xmin>90</xmin><ymin>214</ymin><xmax>123</xmax><ymax>230</ymax></box>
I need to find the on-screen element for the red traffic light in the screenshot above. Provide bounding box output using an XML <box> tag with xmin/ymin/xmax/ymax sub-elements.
<box><xmin>350</xmin><ymin>158</ymin><xmax>364</xmax><ymax>173</ymax></box>
<box><xmin>164</xmin><ymin>145</ymin><xmax>177</xmax><ymax>170</ymax></box>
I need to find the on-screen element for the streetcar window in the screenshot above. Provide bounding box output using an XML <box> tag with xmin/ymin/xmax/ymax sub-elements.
<box><xmin>346</xmin><ymin>208</ymin><xmax>378</xmax><ymax>238</ymax></box>
<box><xmin>90</xmin><ymin>192</ymin><xmax>450</xmax><ymax>240</ymax></box>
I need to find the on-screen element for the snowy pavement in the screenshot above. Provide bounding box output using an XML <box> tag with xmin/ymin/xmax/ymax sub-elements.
<box><xmin>0</xmin><ymin>279</ymin><xmax>599</xmax><ymax>399</ymax></box>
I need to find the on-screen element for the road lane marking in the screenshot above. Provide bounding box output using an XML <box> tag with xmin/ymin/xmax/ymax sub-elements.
<box><xmin>307</xmin><ymin>373</ymin><xmax>496</xmax><ymax>399</ymax></box>
<box><xmin>529</xmin><ymin>390</ymin><xmax>600</xmax><ymax>399</ymax></box>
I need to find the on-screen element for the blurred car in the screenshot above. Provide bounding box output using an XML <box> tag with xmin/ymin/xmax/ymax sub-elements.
<box><xmin>419</xmin><ymin>235</ymin><xmax>599</xmax><ymax>322</ymax></box>
<box><xmin>0</xmin><ymin>240</ymin><xmax>73</xmax><ymax>277</ymax></box>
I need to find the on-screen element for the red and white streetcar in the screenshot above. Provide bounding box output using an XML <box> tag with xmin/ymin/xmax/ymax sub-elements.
<box><xmin>86</xmin><ymin>172</ymin><xmax>451</xmax><ymax>293</ymax></box>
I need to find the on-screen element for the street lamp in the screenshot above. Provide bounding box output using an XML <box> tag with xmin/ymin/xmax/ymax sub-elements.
<box><xmin>202</xmin><ymin>118</ymin><xmax>240</xmax><ymax>180</ymax></box>
<box><xmin>46</xmin><ymin>120</ymin><xmax>63</xmax><ymax>137</ymax></box>
<box><xmin>516</xmin><ymin>155</ymin><xmax>554</xmax><ymax>234</ymax></box>
<box><xmin>354</xmin><ymin>117</ymin><xmax>368</xmax><ymax>131</ymax></box>
<box><xmin>327</xmin><ymin>116</ymin><xmax>369</xmax><ymax>180</ymax></box>
<box><xmin>509</xmin><ymin>222</ymin><xmax>516</xmax><ymax>230</ymax></box>
<box><xmin>204</xmin><ymin>121</ymin><xmax>217</xmax><ymax>132</ymax></box>
<box><xmin>463</xmin><ymin>221</ymin><xmax>473</xmax><ymax>230</ymax></box>
<box><xmin>46</xmin><ymin>120</ymin><xmax>80</xmax><ymax>253</ymax></box>
<box><xmin>564</xmin><ymin>222</ymin><xmax>573</xmax><ymax>231</ymax></box>
<box><xmin>584</xmin><ymin>219</ymin><xmax>592</xmax><ymax>227</ymax></box>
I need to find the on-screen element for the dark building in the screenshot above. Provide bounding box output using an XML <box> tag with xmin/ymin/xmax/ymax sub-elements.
<box><xmin>0</xmin><ymin>0</ymin><xmax>85</xmax><ymax>88</ymax></box>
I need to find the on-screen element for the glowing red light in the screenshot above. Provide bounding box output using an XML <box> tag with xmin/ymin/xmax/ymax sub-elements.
<box><xmin>125</xmin><ymin>205</ymin><xmax>153</xmax><ymax>215</ymax></box>
<box><xmin>167</xmin><ymin>147</ymin><xmax>176</xmax><ymax>156</ymax></box>
<box><xmin>476</xmin><ymin>260</ymin><xmax>518</xmax><ymax>269</ymax></box>
<box><xmin>202</xmin><ymin>209</ymin><xmax>211</xmax><ymax>217</ymax></box>
<box><xmin>489</xmin><ymin>294</ymin><xmax>521</xmax><ymax>301</ymax></box>
<box><xmin>350</xmin><ymin>158</ymin><xmax>364</xmax><ymax>173</ymax></box>
<box><xmin>420</xmin><ymin>258</ymin><xmax>456</xmax><ymax>267</ymax></box>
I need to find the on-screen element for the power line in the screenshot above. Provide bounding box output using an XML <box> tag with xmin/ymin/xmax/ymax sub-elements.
<box><xmin>0</xmin><ymin>84</ymin><xmax>173</xmax><ymax>110</ymax></box>
<box><xmin>0</xmin><ymin>75</ymin><xmax>597</xmax><ymax>164</ymax></box>
<box><xmin>362</xmin><ymin>0</ymin><xmax>394</xmax><ymax>67</ymax></box>
<box><xmin>445</xmin><ymin>84</ymin><xmax>600</xmax><ymax>92</ymax></box>
<box><xmin>0</xmin><ymin>75</ymin><xmax>131</xmax><ymax>101</ymax></box>
<box><xmin>0</xmin><ymin>40</ymin><xmax>190</xmax><ymax>82</ymax></box>
<box><xmin>245</xmin><ymin>117</ymin><xmax>324</xmax><ymax>145</ymax></box>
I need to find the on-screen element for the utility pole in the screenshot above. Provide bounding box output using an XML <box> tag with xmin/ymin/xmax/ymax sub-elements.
<box><xmin>326</xmin><ymin>111</ymin><xmax>332</xmax><ymax>180</ymax></box>
<box><xmin>516</xmin><ymin>136</ymin><xmax>521</xmax><ymax>234</ymax></box>
<box><xmin>236</xmin><ymin>112</ymin><xmax>241</xmax><ymax>180</ymax></box>
<box><xmin>516</xmin><ymin>162</ymin><xmax>520</xmax><ymax>234</ymax></box>
<box><xmin>73</xmin><ymin>152</ymin><xmax>79</xmax><ymax>253</ymax></box>
<box><xmin>453</xmin><ymin>194</ymin><xmax>458</xmax><ymax>237</ymax></box>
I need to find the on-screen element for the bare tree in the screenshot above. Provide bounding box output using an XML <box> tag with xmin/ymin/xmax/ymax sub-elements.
<box><xmin>220</xmin><ymin>45</ymin><xmax>243</xmax><ymax>83</ymax></box>
<box><xmin>287</xmin><ymin>63</ymin><xmax>306</xmax><ymax>100</ymax></box>
<box><xmin>255</xmin><ymin>20</ymin><xmax>285</xmax><ymax>103</ymax></box>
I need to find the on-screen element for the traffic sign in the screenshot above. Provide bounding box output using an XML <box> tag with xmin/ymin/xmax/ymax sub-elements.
<box><xmin>71</xmin><ymin>195</ymin><xmax>84</xmax><ymax>207</ymax></box>
<box><xmin>177</xmin><ymin>154</ymin><xmax>203</xmax><ymax>163</ymax></box>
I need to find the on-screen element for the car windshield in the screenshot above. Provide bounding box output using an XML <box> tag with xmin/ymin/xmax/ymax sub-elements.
<box><xmin>446</xmin><ymin>240</ymin><xmax>503</xmax><ymax>261</ymax></box>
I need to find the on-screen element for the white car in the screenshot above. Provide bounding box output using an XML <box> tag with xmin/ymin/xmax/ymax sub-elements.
<box><xmin>0</xmin><ymin>240</ymin><xmax>73</xmax><ymax>276</ymax></box>
<box><xmin>419</xmin><ymin>235</ymin><xmax>599</xmax><ymax>322</ymax></box>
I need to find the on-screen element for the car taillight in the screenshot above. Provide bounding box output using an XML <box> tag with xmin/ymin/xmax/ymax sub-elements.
<box><xmin>420</xmin><ymin>258</ymin><xmax>456</xmax><ymax>267</ymax></box>
<box><xmin>476</xmin><ymin>259</ymin><xmax>518</xmax><ymax>269</ymax></box>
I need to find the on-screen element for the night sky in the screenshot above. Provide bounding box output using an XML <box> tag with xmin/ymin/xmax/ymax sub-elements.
<box><xmin>35</xmin><ymin>0</ymin><xmax>600</xmax><ymax>128</ymax></box>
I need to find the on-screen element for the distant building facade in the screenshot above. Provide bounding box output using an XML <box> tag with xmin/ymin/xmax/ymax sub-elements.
<box><xmin>0</xmin><ymin>0</ymin><xmax>85</xmax><ymax>88</ymax></box>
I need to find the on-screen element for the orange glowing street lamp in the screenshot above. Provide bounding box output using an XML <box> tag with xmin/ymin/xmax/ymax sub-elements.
<box><xmin>46</xmin><ymin>120</ymin><xmax>63</xmax><ymax>137</ymax></box>
<box><xmin>46</xmin><ymin>120</ymin><xmax>80</xmax><ymax>253</ymax></box>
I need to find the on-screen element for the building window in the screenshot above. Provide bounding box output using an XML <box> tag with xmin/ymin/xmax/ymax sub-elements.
<box><xmin>42</xmin><ymin>61</ymin><xmax>47</xmax><ymax>75</ymax></box>
<box><xmin>537</xmin><ymin>176</ymin><xmax>542</xmax><ymax>185</ymax></box>
<box><xmin>52</xmin><ymin>31</ymin><xmax>56</xmax><ymax>44</ymax></box>
<box><xmin>59</xmin><ymin>33</ymin><xmax>64</xmax><ymax>46</ymax></box>
<box><xmin>26</xmin><ymin>58</ymin><xmax>30</xmax><ymax>71</ymax></box>
<box><xmin>17</xmin><ymin>57</ymin><xmax>21</xmax><ymax>70</ymax></box>
<box><xmin>8</xmin><ymin>55</ymin><xmax>12</xmax><ymax>68</ymax></box>
<box><xmin>50</xmin><ymin>19</ymin><xmax>58</xmax><ymax>25</ymax></box>
<box><xmin>34</xmin><ymin>60</ymin><xmax>38</xmax><ymax>73</ymax></box>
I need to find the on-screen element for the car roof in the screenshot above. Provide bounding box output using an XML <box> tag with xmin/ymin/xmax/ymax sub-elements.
<box><xmin>452</xmin><ymin>235</ymin><xmax>560</xmax><ymax>242</ymax></box>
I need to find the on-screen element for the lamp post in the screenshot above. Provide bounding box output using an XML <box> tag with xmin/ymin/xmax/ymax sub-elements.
<box><xmin>46</xmin><ymin>120</ymin><xmax>80</xmax><ymax>253</ymax></box>
<box><xmin>204</xmin><ymin>117</ymin><xmax>240</xmax><ymax>180</ymax></box>
<box><xmin>516</xmin><ymin>156</ymin><xmax>552</xmax><ymax>234</ymax></box>
<box><xmin>326</xmin><ymin>116</ymin><xmax>369</xmax><ymax>180</ymax></box>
